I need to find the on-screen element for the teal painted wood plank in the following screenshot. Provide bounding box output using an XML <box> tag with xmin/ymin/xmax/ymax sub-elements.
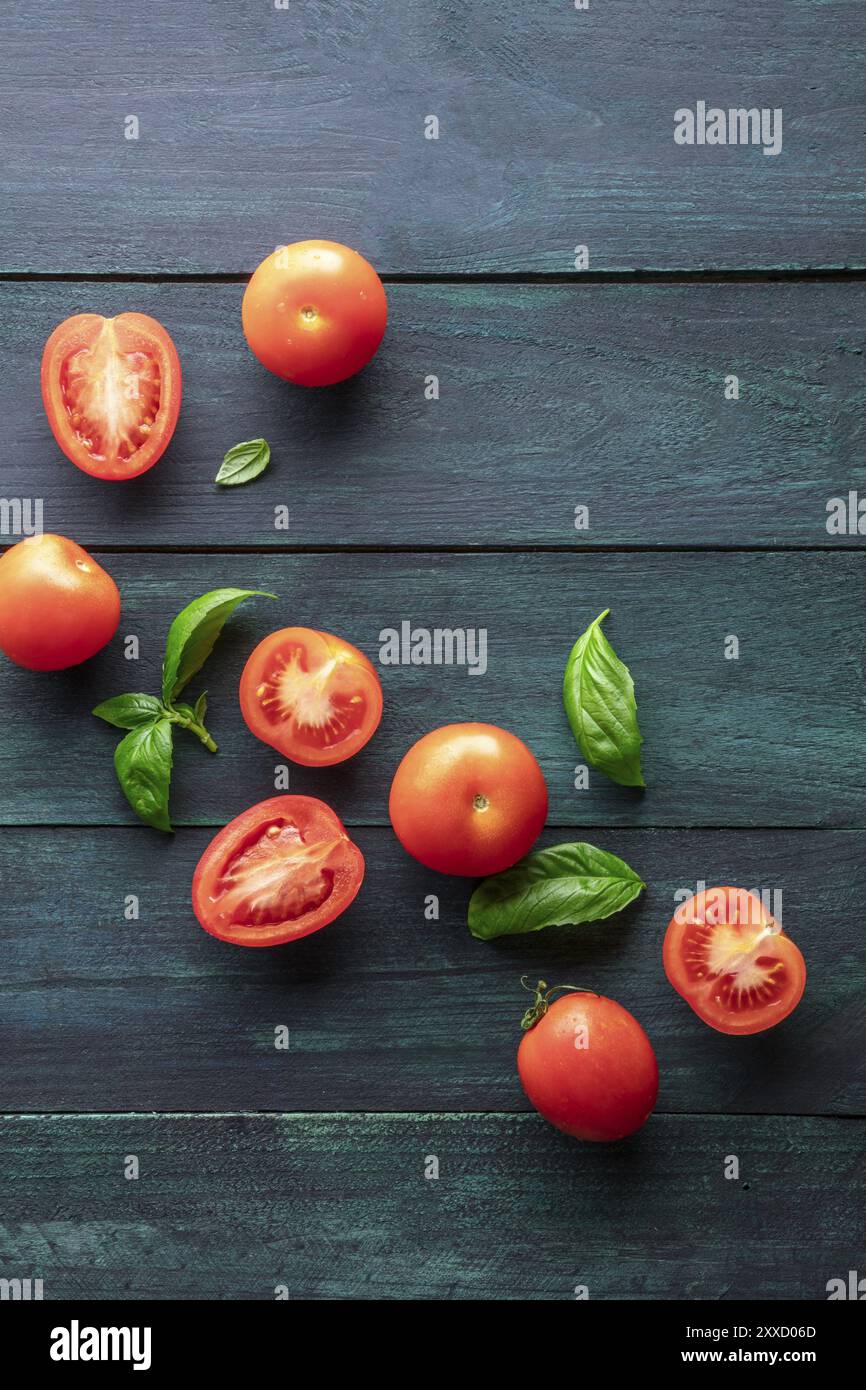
<box><xmin>0</xmin><ymin>826</ymin><xmax>860</xmax><ymax>1114</ymax></box>
<box><xmin>2</xmin><ymin>2</ymin><xmax>864</xmax><ymax>273</ymax></box>
<box><xmin>2</xmin><ymin>282</ymin><xmax>864</xmax><ymax>549</ymax></box>
<box><xmin>0</xmin><ymin>552</ymin><xmax>861</xmax><ymax>828</ymax></box>
<box><xmin>0</xmin><ymin>1113</ymin><xmax>861</xmax><ymax>1299</ymax></box>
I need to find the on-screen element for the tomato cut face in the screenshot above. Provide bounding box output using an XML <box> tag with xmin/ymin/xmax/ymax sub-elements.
<box><xmin>239</xmin><ymin>627</ymin><xmax>383</xmax><ymax>767</ymax></box>
<box><xmin>192</xmin><ymin>796</ymin><xmax>364</xmax><ymax>947</ymax></box>
<box><xmin>41</xmin><ymin>312</ymin><xmax>182</xmax><ymax>480</ymax></box>
<box><xmin>663</xmin><ymin>886</ymin><xmax>806</xmax><ymax>1035</ymax></box>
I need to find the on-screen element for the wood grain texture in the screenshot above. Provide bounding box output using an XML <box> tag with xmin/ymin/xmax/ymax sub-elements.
<box><xmin>0</xmin><ymin>551</ymin><xmax>861</xmax><ymax>829</ymax></box>
<box><xmin>0</xmin><ymin>825</ymin><xmax>861</xmax><ymax>1114</ymax></box>
<box><xmin>2</xmin><ymin>2</ymin><xmax>864</xmax><ymax>273</ymax></box>
<box><xmin>3</xmin><ymin>281</ymin><xmax>865</xmax><ymax>549</ymax></box>
<box><xmin>0</xmin><ymin>1112</ymin><xmax>862</xmax><ymax>1298</ymax></box>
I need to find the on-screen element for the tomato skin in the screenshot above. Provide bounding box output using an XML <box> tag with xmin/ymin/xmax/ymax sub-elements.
<box><xmin>663</xmin><ymin>886</ymin><xmax>806</xmax><ymax>1036</ymax></box>
<box><xmin>389</xmin><ymin>723</ymin><xmax>548</xmax><ymax>876</ymax></box>
<box><xmin>192</xmin><ymin>795</ymin><xmax>364</xmax><ymax>948</ymax></box>
<box><xmin>242</xmin><ymin>240</ymin><xmax>387</xmax><ymax>387</ymax></box>
<box><xmin>0</xmin><ymin>534</ymin><xmax>120</xmax><ymax>671</ymax></box>
<box><xmin>41</xmin><ymin>311</ymin><xmax>182</xmax><ymax>481</ymax></box>
<box><xmin>518</xmin><ymin>992</ymin><xmax>659</xmax><ymax>1142</ymax></box>
<box><xmin>239</xmin><ymin>627</ymin><xmax>383</xmax><ymax>767</ymax></box>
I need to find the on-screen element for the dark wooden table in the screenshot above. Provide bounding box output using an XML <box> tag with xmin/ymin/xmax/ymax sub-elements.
<box><xmin>1</xmin><ymin>1</ymin><xmax>864</xmax><ymax>1300</ymax></box>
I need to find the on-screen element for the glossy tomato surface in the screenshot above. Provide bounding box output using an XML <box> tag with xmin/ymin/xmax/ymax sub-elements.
<box><xmin>389</xmin><ymin>723</ymin><xmax>548</xmax><ymax>876</ymax></box>
<box><xmin>192</xmin><ymin>795</ymin><xmax>364</xmax><ymax>947</ymax></box>
<box><xmin>664</xmin><ymin>886</ymin><xmax>806</xmax><ymax>1035</ymax></box>
<box><xmin>41</xmin><ymin>311</ymin><xmax>181</xmax><ymax>481</ymax></box>
<box><xmin>518</xmin><ymin>989</ymin><xmax>659</xmax><ymax>1142</ymax></box>
<box><xmin>241</xmin><ymin>240</ymin><xmax>387</xmax><ymax>386</ymax></box>
<box><xmin>0</xmin><ymin>534</ymin><xmax>120</xmax><ymax>670</ymax></box>
<box><xmin>240</xmin><ymin>627</ymin><xmax>383</xmax><ymax>767</ymax></box>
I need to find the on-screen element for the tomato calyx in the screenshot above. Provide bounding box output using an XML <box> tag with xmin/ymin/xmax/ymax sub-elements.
<box><xmin>519</xmin><ymin>976</ymin><xmax>599</xmax><ymax>1032</ymax></box>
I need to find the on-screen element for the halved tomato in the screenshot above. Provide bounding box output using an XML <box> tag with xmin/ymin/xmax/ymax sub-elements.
<box><xmin>192</xmin><ymin>795</ymin><xmax>364</xmax><ymax>947</ymax></box>
<box><xmin>663</xmin><ymin>886</ymin><xmax>806</xmax><ymax>1035</ymax></box>
<box><xmin>41</xmin><ymin>312</ymin><xmax>182</xmax><ymax>480</ymax></box>
<box><xmin>239</xmin><ymin>627</ymin><xmax>383</xmax><ymax>767</ymax></box>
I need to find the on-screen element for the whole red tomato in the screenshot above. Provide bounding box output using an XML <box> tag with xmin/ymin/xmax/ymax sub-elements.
<box><xmin>242</xmin><ymin>239</ymin><xmax>387</xmax><ymax>386</ymax></box>
<box><xmin>518</xmin><ymin>982</ymin><xmax>659</xmax><ymax>1142</ymax></box>
<box><xmin>389</xmin><ymin>722</ymin><xmax>548</xmax><ymax>876</ymax></box>
<box><xmin>0</xmin><ymin>534</ymin><xmax>120</xmax><ymax>670</ymax></box>
<box><xmin>41</xmin><ymin>312</ymin><xmax>182</xmax><ymax>481</ymax></box>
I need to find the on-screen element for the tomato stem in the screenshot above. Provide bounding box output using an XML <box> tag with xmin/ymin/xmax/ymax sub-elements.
<box><xmin>166</xmin><ymin>708</ymin><xmax>218</xmax><ymax>753</ymax></box>
<box><xmin>519</xmin><ymin>976</ymin><xmax>599</xmax><ymax>1031</ymax></box>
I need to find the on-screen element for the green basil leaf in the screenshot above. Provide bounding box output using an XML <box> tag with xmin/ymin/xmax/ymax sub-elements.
<box><xmin>563</xmin><ymin>608</ymin><xmax>645</xmax><ymax>788</ymax></box>
<box><xmin>161</xmin><ymin>588</ymin><xmax>274</xmax><ymax>703</ymax></box>
<box><xmin>171</xmin><ymin>702</ymin><xmax>196</xmax><ymax>721</ymax></box>
<box><xmin>468</xmin><ymin>841</ymin><xmax>645</xmax><ymax>941</ymax></box>
<box><xmin>92</xmin><ymin>693</ymin><xmax>165</xmax><ymax>730</ymax></box>
<box><xmin>193</xmin><ymin>691</ymin><xmax>208</xmax><ymax>724</ymax></box>
<box><xmin>114</xmin><ymin>718</ymin><xmax>174</xmax><ymax>833</ymax></box>
<box><xmin>215</xmin><ymin>438</ymin><xmax>271</xmax><ymax>487</ymax></box>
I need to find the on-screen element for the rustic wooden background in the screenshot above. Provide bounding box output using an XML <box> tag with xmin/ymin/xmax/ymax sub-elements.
<box><xmin>1</xmin><ymin>0</ymin><xmax>864</xmax><ymax>1300</ymax></box>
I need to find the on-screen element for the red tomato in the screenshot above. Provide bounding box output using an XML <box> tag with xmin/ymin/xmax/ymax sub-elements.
<box><xmin>518</xmin><ymin>983</ymin><xmax>659</xmax><ymax>1142</ymax></box>
<box><xmin>239</xmin><ymin>627</ymin><xmax>383</xmax><ymax>767</ymax></box>
<box><xmin>0</xmin><ymin>534</ymin><xmax>120</xmax><ymax>671</ymax></box>
<box><xmin>663</xmin><ymin>886</ymin><xmax>806</xmax><ymax>1035</ymax></box>
<box><xmin>41</xmin><ymin>311</ymin><xmax>181</xmax><ymax>480</ymax></box>
<box><xmin>389</xmin><ymin>723</ymin><xmax>548</xmax><ymax>876</ymax></box>
<box><xmin>241</xmin><ymin>240</ymin><xmax>387</xmax><ymax>386</ymax></box>
<box><xmin>192</xmin><ymin>795</ymin><xmax>364</xmax><ymax>947</ymax></box>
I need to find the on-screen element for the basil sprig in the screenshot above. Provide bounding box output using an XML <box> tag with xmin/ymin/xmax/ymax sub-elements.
<box><xmin>563</xmin><ymin>608</ymin><xmax>645</xmax><ymax>788</ymax></box>
<box><xmin>94</xmin><ymin>588</ymin><xmax>274</xmax><ymax>831</ymax></box>
<box><xmin>468</xmin><ymin>841</ymin><xmax>645</xmax><ymax>941</ymax></box>
<box><xmin>215</xmin><ymin>438</ymin><xmax>270</xmax><ymax>487</ymax></box>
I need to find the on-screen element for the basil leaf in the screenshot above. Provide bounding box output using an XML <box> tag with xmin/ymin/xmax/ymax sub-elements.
<box><xmin>469</xmin><ymin>841</ymin><xmax>645</xmax><ymax>941</ymax></box>
<box><xmin>114</xmin><ymin>718</ymin><xmax>174</xmax><ymax>832</ymax></box>
<box><xmin>92</xmin><ymin>693</ymin><xmax>165</xmax><ymax>730</ymax></box>
<box><xmin>161</xmin><ymin>588</ymin><xmax>274</xmax><ymax>703</ymax></box>
<box><xmin>193</xmin><ymin>691</ymin><xmax>208</xmax><ymax>724</ymax></box>
<box><xmin>215</xmin><ymin>438</ymin><xmax>270</xmax><ymax>487</ymax></box>
<box><xmin>563</xmin><ymin>608</ymin><xmax>645</xmax><ymax>787</ymax></box>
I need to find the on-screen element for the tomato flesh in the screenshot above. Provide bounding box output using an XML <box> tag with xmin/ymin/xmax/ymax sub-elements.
<box><xmin>41</xmin><ymin>312</ymin><xmax>182</xmax><ymax>480</ymax></box>
<box><xmin>192</xmin><ymin>796</ymin><xmax>364</xmax><ymax>947</ymax></box>
<box><xmin>663</xmin><ymin>887</ymin><xmax>806</xmax><ymax>1035</ymax></box>
<box><xmin>240</xmin><ymin>627</ymin><xmax>383</xmax><ymax>767</ymax></box>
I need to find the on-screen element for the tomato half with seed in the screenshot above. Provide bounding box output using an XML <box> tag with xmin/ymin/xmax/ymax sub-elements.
<box><xmin>663</xmin><ymin>886</ymin><xmax>806</xmax><ymax>1035</ymax></box>
<box><xmin>239</xmin><ymin>627</ymin><xmax>383</xmax><ymax>767</ymax></box>
<box><xmin>242</xmin><ymin>240</ymin><xmax>387</xmax><ymax>386</ymax></box>
<box><xmin>192</xmin><ymin>795</ymin><xmax>364</xmax><ymax>947</ymax></box>
<box><xmin>389</xmin><ymin>723</ymin><xmax>548</xmax><ymax>876</ymax></box>
<box><xmin>41</xmin><ymin>312</ymin><xmax>182</xmax><ymax>480</ymax></box>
